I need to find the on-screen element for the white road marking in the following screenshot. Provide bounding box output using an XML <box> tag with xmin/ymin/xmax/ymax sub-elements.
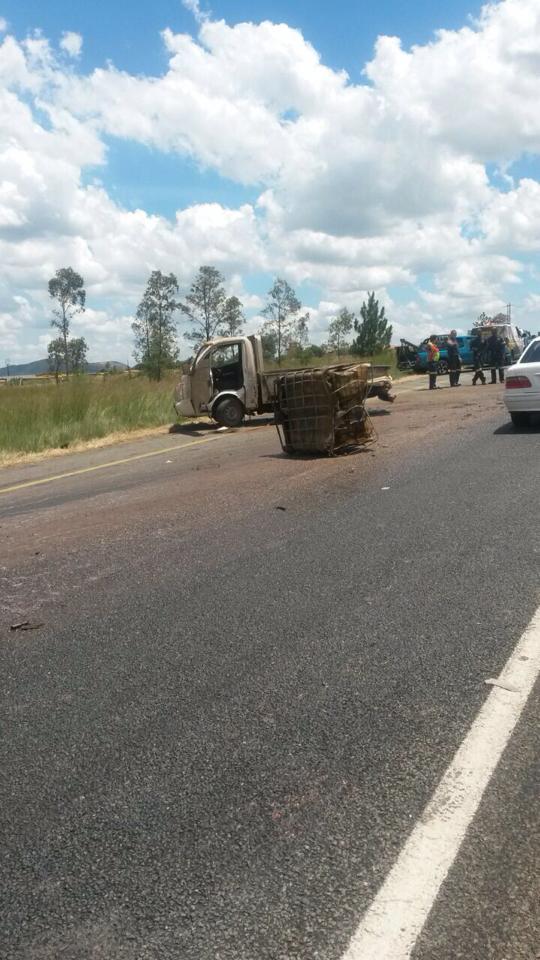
<box><xmin>341</xmin><ymin>603</ymin><xmax>540</xmax><ymax>960</ymax></box>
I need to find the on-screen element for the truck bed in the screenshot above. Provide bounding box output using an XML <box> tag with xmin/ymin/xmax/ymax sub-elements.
<box><xmin>260</xmin><ymin>363</ymin><xmax>393</xmax><ymax>407</ymax></box>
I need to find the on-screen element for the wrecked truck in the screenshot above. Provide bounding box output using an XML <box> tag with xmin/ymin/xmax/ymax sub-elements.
<box><xmin>174</xmin><ymin>335</ymin><xmax>394</xmax><ymax>428</ymax></box>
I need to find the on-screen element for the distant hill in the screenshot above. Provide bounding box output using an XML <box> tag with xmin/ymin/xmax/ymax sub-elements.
<box><xmin>0</xmin><ymin>359</ymin><xmax>128</xmax><ymax>376</ymax></box>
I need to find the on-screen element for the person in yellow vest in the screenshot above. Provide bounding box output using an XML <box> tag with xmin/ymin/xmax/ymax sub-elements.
<box><xmin>426</xmin><ymin>336</ymin><xmax>440</xmax><ymax>390</ymax></box>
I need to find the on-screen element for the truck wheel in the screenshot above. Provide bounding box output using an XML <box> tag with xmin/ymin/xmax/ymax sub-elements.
<box><xmin>437</xmin><ymin>359</ymin><xmax>449</xmax><ymax>375</ymax></box>
<box><xmin>510</xmin><ymin>412</ymin><xmax>530</xmax><ymax>428</ymax></box>
<box><xmin>213</xmin><ymin>397</ymin><xmax>244</xmax><ymax>428</ymax></box>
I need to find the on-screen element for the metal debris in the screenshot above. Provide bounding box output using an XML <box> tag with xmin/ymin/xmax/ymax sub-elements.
<box><xmin>274</xmin><ymin>364</ymin><xmax>377</xmax><ymax>456</ymax></box>
<box><xmin>10</xmin><ymin>621</ymin><xmax>44</xmax><ymax>631</ymax></box>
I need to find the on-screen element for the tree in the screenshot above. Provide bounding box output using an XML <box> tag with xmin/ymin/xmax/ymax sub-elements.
<box><xmin>287</xmin><ymin>341</ymin><xmax>325</xmax><ymax>363</ymax></box>
<box><xmin>328</xmin><ymin>308</ymin><xmax>354</xmax><ymax>356</ymax></box>
<box><xmin>351</xmin><ymin>292</ymin><xmax>393</xmax><ymax>356</ymax></box>
<box><xmin>132</xmin><ymin>270</ymin><xmax>179</xmax><ymax>380</ymax></box>
<box><xmin>48</xmin><ymin>267</ymin><xmax>86</xmax><ymax>378</ymax></box>
<box><xmin>47</xmin><ymin>338</ymin><xmax>64</xmax><ymax>382</ymax></box>
<box><xmin>261</xmin><ymin>331</ymin><xmax>278</xmax><ymax>363</ymax></box>
<box><xmin>180</xmin><ymin>266</ymin><xmax>226</xmax><ymax>347</ymax></box>
<box><xmin>222</xmin><ymin>296</ymin><xmax>244</xmax><ymax>337</ymax></box>
<box><xmin>260</xmin><ymin>278</ymin><xmax>308</xmax><ymax>365</ymax></box>
<box><xmin>68</xmin><ymin>337</ymin><xmax>88</xmax><ymax>374</ymax></box>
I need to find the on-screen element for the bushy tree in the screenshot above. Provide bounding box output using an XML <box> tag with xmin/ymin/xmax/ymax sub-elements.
<box><xmin>47</xmin><ymin>338</ymin><xmax>65</xmax><ymax>382</ymax></box>
<box><xmin>48</xmin><ymin>267</ymin><xmax>86</xmax><ymax>378</ymax></box>
<box><xmin>287</xmin><ymin>342</ymin><xmax>325</xmax><ymax>364</ymax></box>
<box><xmin>261</xmin><ymin>331</ymin><xmax>278</xmax><ymax>363</ymax></box>
<box><xmin>260</xmin><ymin>278</ymin><xmax>309</xmax><ymax>364</ymax></box>
<box><xmin>68</xmin><ymin>337</ymin><xmax>88</xmax><ymax>374</ymax></box>
<box><xmin>180</xmin><ymin>266</ymin><xmax>226</xmax><ymax>347</ymax></box>
<box><xmin>222</xmin><ymin>295</ymin><xmax>244</xmax><ymax>337</ymax></box>
<box><xmin>132</xmin><ymin>270</ymin><xmax>179</xmax><ymax>380</ymax></box>
<box><xmin>351</xmin><ymin>292</ymin><xmax>392</xmax><ymax>356</ymax></box>
<box><xmin>328</xmin><ymin>308</ymin><xmax>354</xmax><ymax>356</ymax></box>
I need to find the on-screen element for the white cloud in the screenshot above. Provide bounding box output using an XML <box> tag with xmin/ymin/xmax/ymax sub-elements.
<box><xmin>0</xmin><ymin>17</ymin><xmax>8</xmax><ymax>33</ymax></box>
<box><xmin>182</xmin><ymin>0</ymin><xmax>210</xmax><ymax>25</ymax></box>
<box><xmin>60</xmin><ymin>31</ymin><xmax>83</xmax><ymax>58</ymax></box>
<box><xmin>1</xmin><ymin>1</ymin><xmax>540</xmax><ymax>361</ymax></box>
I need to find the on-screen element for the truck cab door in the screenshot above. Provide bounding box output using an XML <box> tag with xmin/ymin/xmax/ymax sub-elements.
<box><xmin>190</xmin><ymin>351</ymin><xmax>213</xmax><ymax>414</ymax></box>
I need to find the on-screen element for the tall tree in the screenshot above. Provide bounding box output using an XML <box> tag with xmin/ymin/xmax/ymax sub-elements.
<box><xmin>132</xmin><ymin>270</ymin><xmax>179</xmax><ymax>380</ymax></box>
<box><xmin>328</xmin><ymin>308</ymin><xmax>354</xmax><ymax>356</ymax></box>
<box><xmin>48</xmin><ymin>267</ymin><xmax>86</xmax><ymax>378</ymax></box>
<box><xmin>351</xmin><ymin>292</ymin><xmax>393</xmax><ymax>356</ymax></box>
<box><xmin>222</xmin><ymin>296</ymin><xmax>244</xmax><ymax>337</ymax></box>
<box><xmin>68</xmin><ymin>337</ymin><xmax>88</xmax><ymax>374</ymax></box>
<box><xmin>180</xmin><ymin>266</ymin><xmax>226</xmax><ymax>347</ymax></box>
<box><xmin>260</xmin><ymin>278</ymin><xmax>308</xmax><ymax>364</ymax></box>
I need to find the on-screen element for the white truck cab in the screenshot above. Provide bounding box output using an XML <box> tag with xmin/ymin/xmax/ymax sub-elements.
<box><xmin>174</xmin><ymin>336</ymin><xmax>266</xmax><ymax>427</ymax></box>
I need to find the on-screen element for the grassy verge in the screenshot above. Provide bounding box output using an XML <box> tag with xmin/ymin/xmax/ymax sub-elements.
<box><xmin>0</xmin><ymin>373</ymin><xmax>179</xmax><ymax>458</ymax></box>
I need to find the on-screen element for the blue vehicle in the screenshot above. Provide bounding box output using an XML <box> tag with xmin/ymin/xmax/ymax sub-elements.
<box><xmin>414</xmin><ymin>335</ymin><xmax>474</xmax><ymax>374</ymax></box>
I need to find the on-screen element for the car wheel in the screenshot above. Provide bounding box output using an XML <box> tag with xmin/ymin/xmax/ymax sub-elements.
<box><xmin>213</xmin><ymin>396</ymin><xmax>244</xmax><ymax>428</ymax></box>
<box><xmin>510</xmin><ymin>412</ymin><xmax>530</xmax><ymax>428</ymax></box>
<box><xmin>437</xmin><ymin>359</ymin><xmax>449</xmax><ymax>375</ymax></box>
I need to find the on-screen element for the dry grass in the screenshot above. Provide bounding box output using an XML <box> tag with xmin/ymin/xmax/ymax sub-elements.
<box><xmin>0</xmin><ymin>373</ymin><xmax>180</xmax><ymax>461</ymax></box>
<box><xmin>0</xmin><ymin>424</ymin><xmax>176</xmax><ymax>468</ymax></box>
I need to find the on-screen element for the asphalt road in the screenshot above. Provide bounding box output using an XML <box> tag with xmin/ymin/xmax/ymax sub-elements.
<box><xmin>1</xmin><ymin>383</ymin><xmax>539</xmax><ymax>959</ymax></box>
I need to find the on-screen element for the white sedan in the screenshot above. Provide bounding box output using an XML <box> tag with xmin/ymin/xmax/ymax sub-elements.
<box><xmin>504</xmin><ymin>337</ymin><xmax>540</xmax><ymax>427</ymax></box>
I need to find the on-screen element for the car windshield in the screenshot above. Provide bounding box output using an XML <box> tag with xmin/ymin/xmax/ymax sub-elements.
<box><xmin>520</xmin><ymin>341</ymin><xmax>540</xmax><ymax>363</ymax></box>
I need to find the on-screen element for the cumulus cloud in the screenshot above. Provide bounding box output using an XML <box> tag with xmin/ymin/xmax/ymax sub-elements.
<box><xmin>60</xmin><ymin>31</ymin><xmax>83</xmax><ymax>58</ymax></box>
<box><xmin>181</xmin><ymin>0</ymin><xmax>211</xmax><ymax>25</ymax></box>
<box><xmin>1</xmin><ymin>0</ymin><xmax>540</xmax><ymax>361</ymax></box>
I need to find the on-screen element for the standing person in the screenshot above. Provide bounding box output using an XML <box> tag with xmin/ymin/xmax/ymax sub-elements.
<box><xmin>487</xmin><ymin>328</ymin><xmax>506</xmax><ymax>384</ymax></box>
<box><xmin>470</xmin><ymin>331</ymin><xmax>486</xmax><ymax>385</ymax></box>
<box><xmin>446</xmin><ymin>330</ymin><xmax>462</xmax><ymax>386</ymax></box>
<box><xmin>426</xmin><ymin>336</ymin><xmax>440</xmax><ymax>390</ymax></box>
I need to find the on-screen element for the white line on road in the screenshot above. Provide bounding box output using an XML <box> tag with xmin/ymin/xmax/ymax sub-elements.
<box><xmin>341</xmin><ymin>603</ymin><xmax>540</xmax><ymax>960</ymax></box>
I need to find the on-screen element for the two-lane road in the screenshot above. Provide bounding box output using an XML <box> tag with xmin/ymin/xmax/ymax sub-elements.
<box><xmin>1</xmin><ymin>384</ymin><xmax>538</xmax><ymax>959</ymax></box>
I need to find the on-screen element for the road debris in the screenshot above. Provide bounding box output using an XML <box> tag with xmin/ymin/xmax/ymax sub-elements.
<box><xmin>275</xmin><ymin>364</ymin><xmax>380</xmax><ymax>456</ymax></box>
<box><xmin>485</xmin><ymin>677</ymin><xmax>520</xmax><ymax>692</ymax></box>
<box><xmin>10</xmin><ymin>621</ymin><xmax>44</xmax><ymax>631</ymax></box>
<box><xmin>275</xmin><ymin>505</ymin><xmax>287</xmax><ymax>511</ymax></box>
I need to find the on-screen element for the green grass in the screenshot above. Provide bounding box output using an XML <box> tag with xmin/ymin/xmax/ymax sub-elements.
<box><xmin>0</xmin><ymin>373</ymin><xmax>180</xmax><ymax>456</ymax></box>
<box><xmin>265</xmin><ymin>349</ymin><xmax>406</xmax><ymax>378</ymax></box>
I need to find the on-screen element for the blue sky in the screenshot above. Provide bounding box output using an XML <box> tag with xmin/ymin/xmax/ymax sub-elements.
<box><xmin>1</xmin><ymin>0</ymin><xmax>540</xmax><ymax>362</ymax></box>
<box><xmin>4</xmin><ymin>0</ymin><xmax>484</xmax><ymax>78</ymax></box>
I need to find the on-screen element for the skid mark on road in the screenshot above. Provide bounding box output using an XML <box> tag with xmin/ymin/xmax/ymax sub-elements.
<box><xmin>340</xmin><ymin>602</ymin><xmax>540</xmax><ymax>960</ymax></box>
